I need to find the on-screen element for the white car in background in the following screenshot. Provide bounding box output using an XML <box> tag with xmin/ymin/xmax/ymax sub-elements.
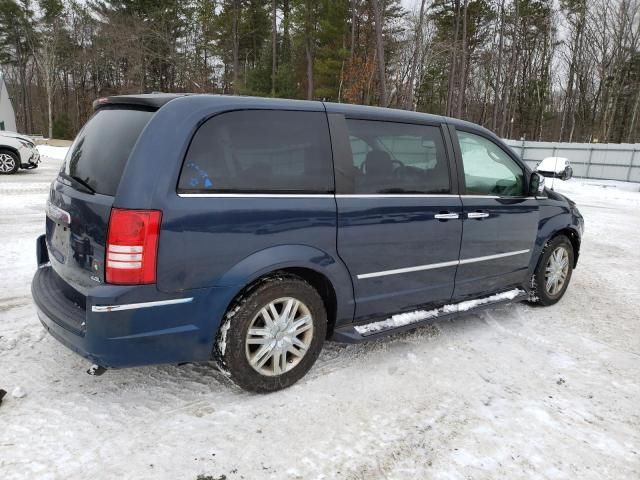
<box><xmin>0</xmin><ymin>130</ymin><xmax>40</xmax><ymax>174</ymax></box>
<box><xmin>536</xmin><ymin>156</ymin><xmax>573</xmax><ymax>180</ymax></box>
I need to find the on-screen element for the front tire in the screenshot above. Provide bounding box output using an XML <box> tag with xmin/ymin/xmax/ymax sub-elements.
<box><xmin>0</xmin><ymin>150</ymin><xmax>19</xmax><ymax>174</ymax></box>
<box><xmin>530</xmin><ymin>235</ymin><xmax>574</xmax><ymax>306</ymax></box>
<box><xmin>216</xmin><ymin>274</ymin><xmax>327</xmax><ymax>393</ymax></box>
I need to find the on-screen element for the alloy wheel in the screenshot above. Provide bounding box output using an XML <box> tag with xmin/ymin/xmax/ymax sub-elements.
<box><xmin>0</xmin><ymin>153</ymin><xmax>16</xmax><ymax>173</ymax></box>
<box><xmin>245</xmin><ymin>297</ymin><xmax>314</xmax><ymax>377</ymax></box>
<box><xmin>545</xmin><ymin>246</ymin><xmax>569</xmax><ymax>296</ymax></box>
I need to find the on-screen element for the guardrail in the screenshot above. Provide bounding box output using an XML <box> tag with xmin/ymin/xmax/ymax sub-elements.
<box><xmin>504</xmin><ymin>139</ymin><xmax>639</xmax><ymax>183</ymax></box>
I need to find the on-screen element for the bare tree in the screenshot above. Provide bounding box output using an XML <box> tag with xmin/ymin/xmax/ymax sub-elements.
<box><xmin>446</xmin><ymin>0</ymin><xmax>461</xmax><ymax>117</ymax></box>
<box><xmin>491</xmin><ymin>0</ymin><xmax>505</xmax><ymax>131</ymax></box>
<box><xmin>31</xmin><ymin>14</ymin><xmax>63</xmax><ymax>139</ymax></box>
<box><xmin>271</xmin><ymin>0</ymin><xmax>277</xmax><ymax>97</ymax></box>
<box><xmin>232</xmin><ymin>0</ymin><xmax>241</xmax><ymax>94</ymax></box>
<box><xmin>456</xmin><ymin>0</ymin><xmax>469</xmax><ymax>118</ymax></box>
<box><xmin>302</xmin><ymin>0</ymin><xmax>315</xmax><ymax>100</ymax></box>
<box><xmin>372</xmin><ymin>0</ymin><xmax>387</xmax><ymax>106</ymax></box>
<box><xmin>405</xmin><ymin>0</ymin><xmax>427</xmax><ymax>110</ymax></box>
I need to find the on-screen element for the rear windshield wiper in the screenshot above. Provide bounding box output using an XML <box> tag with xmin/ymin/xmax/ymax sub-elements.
<box><xmin>61</xmin><ymin>173</ymin><xmax>96</xmax><ymax>194</ymax></box>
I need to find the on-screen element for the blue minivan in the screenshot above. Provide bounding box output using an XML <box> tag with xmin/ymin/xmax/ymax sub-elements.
<box><xmin>32</xmin><ymin>94</ymin><xmax>584</xmax><ymax>392</ymax></box>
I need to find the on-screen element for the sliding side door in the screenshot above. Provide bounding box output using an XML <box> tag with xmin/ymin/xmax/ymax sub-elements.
<box><xmin>329</xmin><ymin>113</ymin><xmax>463</xmax><ymax>322</ymax></box>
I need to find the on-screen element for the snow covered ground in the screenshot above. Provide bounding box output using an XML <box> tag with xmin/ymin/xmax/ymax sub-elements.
<box><xmin>35</xmin><ymin>145</ymin><xmax>69</xmax><ymax>161</ymax></box>
<box><xmin>1</xmin><ymin>155</ymin><xmax>639</xmax><ymax>479</ymax></box>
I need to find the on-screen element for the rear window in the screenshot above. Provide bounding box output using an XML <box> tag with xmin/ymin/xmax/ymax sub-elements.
<box><xmin>63</xmin><ymin>108</ymin><xmax>154</xmax><ymax>195</ymax></box>
<box><xmin>178</xmin><ymin>110</ymin><xmax>333</xmax><ymax>193</ymax></box>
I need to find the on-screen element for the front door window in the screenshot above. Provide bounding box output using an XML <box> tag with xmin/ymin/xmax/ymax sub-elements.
<box><xmin>457</xmin><ymin>131</ymin><xmax>524</xmax><ymax>196</ymax></box>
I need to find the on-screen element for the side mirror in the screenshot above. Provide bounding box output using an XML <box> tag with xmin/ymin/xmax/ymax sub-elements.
<box><xmin>530</xmin><ymin>172</ymin><xmax>546</xmax><ymax>196</ymax></box>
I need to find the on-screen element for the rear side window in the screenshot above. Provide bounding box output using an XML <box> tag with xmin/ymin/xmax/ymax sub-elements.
<box><xmin>178</xmin><ymin>110</ymin><xmax>333</xmax><ymax>193</ymax></box>
<box><xmin>346</xmin><ymin>120</ymin><xmax>450</xmax><ymax>194</ymax></box>
<box><xmin>63</xmin><ymin>108</ymin><xmax>153</xmax><ymax>196</ymax></box>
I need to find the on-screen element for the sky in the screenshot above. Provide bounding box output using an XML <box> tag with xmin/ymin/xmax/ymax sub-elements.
<box><xmin>401</xmin><ymin>0</ymin><xmax>421</xmax><ymax>11</ymax></box>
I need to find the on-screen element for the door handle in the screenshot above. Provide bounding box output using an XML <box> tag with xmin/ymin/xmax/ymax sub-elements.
<box><xmin>434</xmin><ymin>212</ymin><xmax>460</xmax><ymax>220</ymax></box>
<box><xmin>467</xmin><ymin>211</ymin><xmax>490</xmax><ymax>219</ymax></box>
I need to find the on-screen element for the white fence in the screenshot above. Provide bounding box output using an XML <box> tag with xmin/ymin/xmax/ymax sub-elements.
<box><xmin>504</xmin><ymin>139</ymin><xmax>640</xmax><ymax>183</ymax></box>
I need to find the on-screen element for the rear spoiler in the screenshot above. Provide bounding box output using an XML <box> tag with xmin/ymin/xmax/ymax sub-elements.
<box><xmin>92</xmin><ymin>93</ymin><xmax>190</xmax><ymax>111</ymax></box>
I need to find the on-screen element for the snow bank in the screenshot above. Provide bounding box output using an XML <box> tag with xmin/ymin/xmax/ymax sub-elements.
<box><xmin>37</xmin><ymin>145</ymin><xmax>69</xmax><ymax>160</ymax></box>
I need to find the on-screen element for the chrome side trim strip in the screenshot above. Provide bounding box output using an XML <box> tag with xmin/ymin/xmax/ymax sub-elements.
<box><xmin>461</xmin><ymin>195</ymin><xmax>500</xmax><ymax>199</ymax></box>
<box><xmin>178</xmin><ymin>193</ymin><xmax>334</xmax><ymax>198</ymax></box>
<box><xmin>462</xmin><ymin>195</ymin><xmax>538</xmax><ymax>200</ymax></box>
<box><xmin>457</xmin><ymin>249</ymin><xmax>531</xmax><ymax>265</ymax></box>
<box><xmin>357</xmin><ymin>249</ymin><xmax>530</xmax><ymax>280</ymax></box>
<box><xmin>357</xmin><ymin>260</ymin><xmax>460</xmax><ymax>279</ymax></box>
<box><xmin>179</xmin><ymin>193</ymin><xmax>540</xmax><ymax>200</ymax></box>
<box><xmin>91</xmin><ymin>297</ymin><xmax>194</xmax><ymax>313</ymax></box>
<box><xmin>336</xmin><ymin>194</ymin><xmax>460</xmax><ymax>198</ymax></box>
<box><xmin>179</xmin><ymin>193</ymin><xmax>459</xmax><ymax>198</ymax></box>
<box><xmin>339</xmin><ymin>194</ymin><xmax>538</xmax><ymax>199</ymax></box>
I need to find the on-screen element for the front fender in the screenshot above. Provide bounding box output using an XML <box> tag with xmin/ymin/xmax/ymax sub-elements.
<box><xmin>215</xmin><ymin>244</ymin><xmax>355</xmax><ymax>326</ymax></box>
<box><xmin>0</xmin><ymin>143</ymin><xmax>20</xmax><ymax>159</ymax></box>
<box><xmin>527</xmin><ymin>199</ymin><xmax>582</xmax><ymax>279</ymax></box>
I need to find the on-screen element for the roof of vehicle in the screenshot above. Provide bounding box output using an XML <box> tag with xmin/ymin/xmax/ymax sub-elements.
<box><xmin>93</xmin><ymin>93</ymin><xmax>502</xmax><ymax>141</ymax></box>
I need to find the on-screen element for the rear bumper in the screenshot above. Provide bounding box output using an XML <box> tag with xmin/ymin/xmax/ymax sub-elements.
<box><xmin>36</xmin><ymin>300</ymin><xmax>102</xmax><ymax>364</ymax></box>
<box><xmin>32</xmin><ymin>236</ymin><xmax>237</xmax><ymax>368</ymax></box>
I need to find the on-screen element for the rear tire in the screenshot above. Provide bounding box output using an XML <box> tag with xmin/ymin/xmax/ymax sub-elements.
<box><xmin>215</xmin><ymin>274</ymin><xmax>327</xmax><ymax>393</ymax></box>
<box><xmin>0</xmin><ymin>150</ymin><xmax>19</xmax><ymax>174</ymax></box>
<box><xmin>529</xmin><ymin>235</ymin><xmax>574</xmax><ymax>306</ymax></box>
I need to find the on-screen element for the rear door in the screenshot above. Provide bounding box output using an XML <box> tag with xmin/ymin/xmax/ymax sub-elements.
<box><xmin>330</xmin><ymin>114</ymin><xmax>463</xmax><ymax>321</ymax></box>
<box><xmin>46</xmin><ymin>107</ymin><xmax>154</xmax><ymax>292</ymax></box>
<box><xmin>450</xmin><ymin>127</ymin><xmax>539</xmax><ymax>299</ymax></box>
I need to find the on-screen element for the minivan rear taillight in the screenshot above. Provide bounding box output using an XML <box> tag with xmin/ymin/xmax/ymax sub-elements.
<box><xmin>106</xmin><ymin>209</ymin><xmax>162</xmax><ymax>285</ymax></box>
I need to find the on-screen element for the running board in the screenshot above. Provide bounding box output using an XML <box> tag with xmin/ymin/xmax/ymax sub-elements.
<box><xmin>332</xmin><ymin>289</ymin><xmax>528</xmax><ymax>343</ymax></box>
